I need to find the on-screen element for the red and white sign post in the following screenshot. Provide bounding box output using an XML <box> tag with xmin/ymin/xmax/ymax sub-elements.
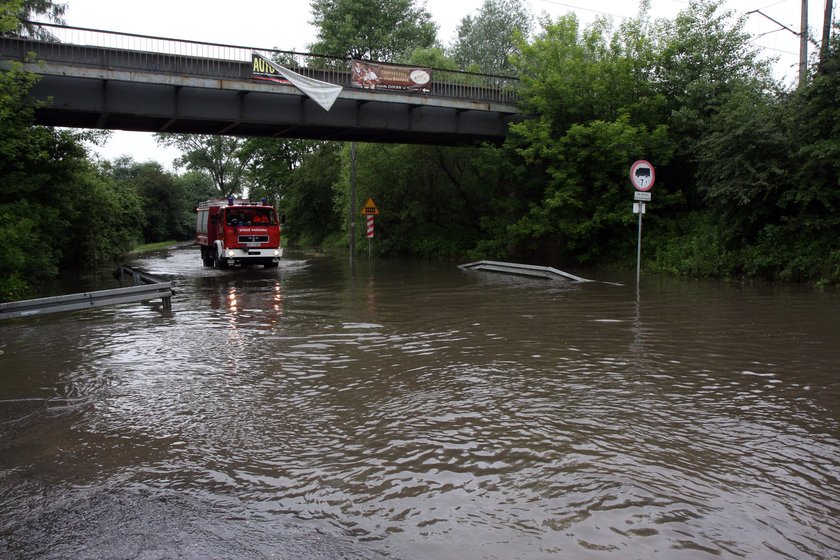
<box><xmin>361</xmin><ymin>198</ymin><xmax>379</xmax><ymax>257</ymax></box>
<box><xmin>366</xmin><ymin>215</ymin><xmax>375</xmax><ymax>238</ymax></box>
<box><xmin>630</xmin><ymin>160</ymin><xmax>655</xmax><ymax>287</ymax></box>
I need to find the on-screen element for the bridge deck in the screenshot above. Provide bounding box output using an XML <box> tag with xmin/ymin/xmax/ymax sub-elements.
<box><xmin>1</xmin><ymin>24</ymin><xmax>522</xmax><ymax>145</ymax></box>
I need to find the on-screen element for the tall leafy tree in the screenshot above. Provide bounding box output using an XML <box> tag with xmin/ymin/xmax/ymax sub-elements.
<box><xmin>284</xmin><ymin>142</ymin><xmax>343</xmax><ymax>246</ymax></box>
<box><xmin>514</xmin><ymin>14</ymin><xmax>661</xmax><ymax>134</ymax></box>
<box><xmin>0</xmin><ymin>61</ymin><xmax>143</xmax><ymax>298</ymax></box>
<box><xmin>0</xmin><ymin>56</ymin><xmax>57</xmax><ymax>297</ymax></box>
<box><xmin>105</xmin><ymin>159</ymin><xmax>195</xmax><ymax>243</ymax></box>
<box><xmin>154</xmin><ymin>134</ymin><xmax>252</xmax><ymax>196</ymax></box>
<box><xmin>176</xmin><ymin>170</ymin><xmax>218</xmax><ymax>209</ymax></box>
<box><xmin>450</xmin><ymin>0</ymin><xmax>532</xmax><ymax>74</ymax></box>
<box><xmin>653</xmin><ymin>0</ymin><xmax>774</xmax><ymax>207</ymax></box>
<box><xmin>242</xmin><ymin>137</ymin><xmax>318</xmax><ymax>203</ymax></box>
<box><xmin>308</xmin><ymin>0</ymin><xmax>437</xmax><ymax>61</ymax></box>
<box><xmin>753</xmin><ymin>23</ymin><xmax>840</xmax><ymax>283</ymax></box>
<box><xmin>501</xmin><ymin>12</ymin><xmax>675</xmax><ymax>264</ymax></box>
<box><xmin>0</xmin><ymin>0</ymin><xmax>22</xmax><ymax>32</ymax></box>
<box><xmin>5</xmin><ymin>0</ymin><xmax>66</xmax><ymax>38</ymax></box>
<box><xmin>59</xmin><ymin>165</ymin><xmax>144</xmax><ymax>268</ymax></box>
<box><xmin>693</xmin><ymin>83</ymin><xmax>789</xmax><ymax>240</ymax></box>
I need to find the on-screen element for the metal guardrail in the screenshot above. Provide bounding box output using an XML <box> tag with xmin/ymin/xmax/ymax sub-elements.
<box><xmin>0</xmin><ymin>266</ymin><xmax>173</xmax><ymax>320</ymax></box>
<box><xmin>3</xmin><ymin>21</ymin><xmax>520</xmax><ymax>106</ymax></box>
<box><xmin>459</xmin><ymin>260</ymin><xmax>591</xmax><ymax>282</ymax></box>
<box><xmin>113</xmin><ymin>265</ymin><xmax>171</xmax><ymax>289</ymax></box>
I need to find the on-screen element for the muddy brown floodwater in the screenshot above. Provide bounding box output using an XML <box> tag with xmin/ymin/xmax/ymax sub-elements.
<box><xmin>1</xmin><ymin>246</ymin><xmax>839</xmax><ymax>559</ymax></box>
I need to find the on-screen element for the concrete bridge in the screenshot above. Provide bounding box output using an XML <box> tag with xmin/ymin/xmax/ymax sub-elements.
<box><xmin>0</xmin><ymin>23</ymin><xmax>522</xmax><ymax>145</ymax></box>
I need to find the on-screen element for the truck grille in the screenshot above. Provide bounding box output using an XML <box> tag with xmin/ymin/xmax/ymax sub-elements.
<box><xmin>238</xmin><ymin>235</ymin><xmax>269</xmax><ymax>243</ymax></box>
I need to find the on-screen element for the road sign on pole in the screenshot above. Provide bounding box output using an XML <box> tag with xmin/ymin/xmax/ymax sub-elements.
<box><xmin>630</xmin><ymin>160</ymin><xmax>655</xmax><ymax>288</ymax></box>
<box><xmin>363</xmin><ymin>201</ymin><xmax>377</xmax><ymax>257</ymax></box>
<box><xmin>361</xmin><ymin>198</ymin><xmax>379</xmax><ymax>216</ymax></box>
<box><xmin>630</xmin><ymin>160</ymin><xmax>655</xmax><ymax>191</ymax></box>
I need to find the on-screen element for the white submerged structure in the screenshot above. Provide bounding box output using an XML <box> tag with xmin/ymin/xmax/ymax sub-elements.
<box><xmin>458</xmin><ymin>260</ymin><xmax>591</xmax><ymax>282</ymax></box>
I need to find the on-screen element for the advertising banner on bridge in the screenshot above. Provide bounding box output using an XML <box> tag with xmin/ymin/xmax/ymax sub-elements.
<box><xmin>252</xmin><ymin>53</ymin><xmax>291</xmax><ymax>85</ymax></box>
<box><xmin>350</xmin><ymin>60</ymin><xmax>432</xmax><ymax>93</ymax></box>
<box><xmin>251</xmin><ymin>53</ymin><xmax>343</xmax><ymax>111</ymax></box>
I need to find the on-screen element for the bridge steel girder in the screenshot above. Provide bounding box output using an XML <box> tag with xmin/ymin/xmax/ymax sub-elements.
<box><xmin>21</xmin><ymin>62</ymin><xmax>522</xmax><ymax>146</ymax></box>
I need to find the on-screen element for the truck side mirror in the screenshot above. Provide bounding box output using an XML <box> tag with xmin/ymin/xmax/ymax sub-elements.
<box><xmin>280</xmin><ymin>213</ymin><xmax>286</xmax><ymax>225</ymax></box>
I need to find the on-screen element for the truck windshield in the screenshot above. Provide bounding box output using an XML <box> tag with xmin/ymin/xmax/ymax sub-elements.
<box><xmin>226</xmin><ymin>209</ymin><xmax>274</xmax><ymax>226</ymax></box>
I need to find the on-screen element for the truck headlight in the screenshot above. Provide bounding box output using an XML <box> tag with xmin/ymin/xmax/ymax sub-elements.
<box><xmin>227</xmin><ymin>250</ymin><xmax>235</xmax><ymax>258</ymax></box>
<box><xmin>273</xmin><ymin>250</ymin><xmax>280</xmax><ymax>257</ymax></box>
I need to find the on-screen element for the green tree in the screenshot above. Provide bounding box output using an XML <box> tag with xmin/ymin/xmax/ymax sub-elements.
<box><xmin>242</xmin><ymin>137</ymin><xmax>318</xmax><ymax>203</ymax></box>
<box><xmin>309</xmin><ymin>0</ymin><xmax>437</xmax><ymax>61</ymax></box>
<box><xmin>58</xmin><ymin>166</ymin><xmax>144</xmax><ymax>268</ymax></box>
<box><xmin>502</xmin><ymin>12</ymin><xmax>673</xmax><ymax>264</ymax></box>
<box><xmin>1</xmin><ymin>0</ymin><xmax>23</xmax><ymax>32</ymax></box>
<box><xmin>407</xmin><ymin>47</ymin><xmax>457</xmax><ymax>69</ymax></box>
<box><xmin>0</xmin><ymin>59</ymin><xmax>144</xmax><ymax>299</ymax></box>
<box><xmin>1</xmin><ymin>2</ymin><xmax>148</xmax><ymax>298</ymax></box>
<box><xmin>510</xmin><ymin>116</ymin><xmax>671</xmax><ymax>264</ymax></box>
<box><xmin>176</xmin><ymin>170</ymin><xmax>218</xmax><ymax>208</ymax></box>
<box><xmin>694</xmin><ymin>83</ymin><xmax>789</xmax><ymax>240</ymax></box>
<box><xmin>105</xmin><ymin>158</ymin><xmax>195</xmax><ymax>242</ymax></box>
<box><xmin>0</xmin><ymin>59</ymin><xmax>58</xmax><ymax>298</ymax></box>
<box><xmin>331</xmin><ymin>141</ymin><xmax>509</xmax><ymax>258</ymax></box>
<box><xmin>450</xmin><ymin>0</ymin><xmax>532</xmax><ymax>74</ymax></box>
<box><xmin>5</xmin><ymin>0</ymin><xmax>66</xmax><ymax>38</ymax></box>
<box><xmin>748</xmin><ymin>23</ymin><xmax>840</xmax><ymax>283</ymax></box>
<box><xmin>154</xmin><ymin>134</ymin><xmax>252</xmax><ymax>196</ymax></box>
<box><xmin>284</xmin><ymin>142</ymin><xmax>343</xmax><ymax>246</ymax></box>
<box><xmin>653</xmin><ymin>0</ymin><xmax>774</xmax><ymax>207</ymax></box>
<box><xmin>514</xmin><ymin>13</ymin><xmax>661</xmax><ymax>134</ymax></box>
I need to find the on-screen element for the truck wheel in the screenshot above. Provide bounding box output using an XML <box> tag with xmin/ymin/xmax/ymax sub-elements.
<box><xmin>201</xmin><ymin>247</ymin><xmax>213</xmax><ymax>267</ymax></box>
<box><xmin>214</xmin><ymin>249</ymin><xmax>229</xmax><ymax>270</ymax></box>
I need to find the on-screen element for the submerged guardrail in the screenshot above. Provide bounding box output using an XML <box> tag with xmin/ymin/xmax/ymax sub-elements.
<box><xmin>458</xmin><ymin>260</ymin><xmax>591</xmax><ymax>282</ymax></box>
<box><xmin>0</xmin><ymin>266</ymin><xmax>172</xmax><ymax>320</ymax></box>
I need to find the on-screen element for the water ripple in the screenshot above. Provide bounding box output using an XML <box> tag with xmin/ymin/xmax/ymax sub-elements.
<box><xmin>1</xmin><ymin>251</ymin><xmax>839</xmax><ymax>559</ymax></box>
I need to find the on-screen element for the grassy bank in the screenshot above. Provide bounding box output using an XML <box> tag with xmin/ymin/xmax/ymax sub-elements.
<box><xmin>128</xmin><ymin>240</ymin><xmax>192</xmax><ymax>255</ymax></box>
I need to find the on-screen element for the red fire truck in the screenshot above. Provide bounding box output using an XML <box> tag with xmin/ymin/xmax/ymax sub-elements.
<box><xmin>196</xmin><ymin>198</ymin><xmax>283</xmax><ymax>269</ymax></box>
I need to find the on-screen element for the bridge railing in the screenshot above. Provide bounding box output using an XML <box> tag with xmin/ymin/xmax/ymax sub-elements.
<box><xmin>6</xmin><ymin>22</ymin><xmax>520</xmax><ymax>106</ymax></box>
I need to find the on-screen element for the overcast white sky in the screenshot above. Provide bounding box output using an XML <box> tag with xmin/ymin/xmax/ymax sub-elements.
<box><xmin>59</xmin><ymin>0</ymin><xmax>832</xmax><ymax>167</ymax></box>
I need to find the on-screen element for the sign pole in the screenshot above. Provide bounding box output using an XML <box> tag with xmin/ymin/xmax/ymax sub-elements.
<box><xmin>361</xmin><ymin>198</ymin><xmax>379</xmax><ymax>261</ymax></box>
<box><xmin>366</xmin><ymin>215</ymin><xmax>374</xmax><ymax>257</ymax></box>
<box><xmin>636</xmin><ymin>203</ymin><xmax>643</xmax><ymax>287</ymax></box>
<box><xmin>629</xmin><ymin>160</ymin><xmax>655</xmax><ymax>290</ymax></box>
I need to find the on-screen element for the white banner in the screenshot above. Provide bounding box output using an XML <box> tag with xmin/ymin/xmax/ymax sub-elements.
<box><xmin>252</xmin><ymin>53</ymin><xmax>342</xmax><ymax>112</ymax></box>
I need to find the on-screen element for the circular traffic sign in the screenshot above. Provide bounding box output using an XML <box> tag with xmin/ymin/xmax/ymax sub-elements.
<box><xmin>630</xmin><ymin>160</ymin><xmax>655</xmax><ymax>191</ymax></box>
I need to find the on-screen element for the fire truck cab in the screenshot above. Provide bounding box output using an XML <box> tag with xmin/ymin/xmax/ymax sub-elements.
<box><xmin>196</xmin><ymin>198</ymin><xmax>283</xmax><ymax>269</ymax></box>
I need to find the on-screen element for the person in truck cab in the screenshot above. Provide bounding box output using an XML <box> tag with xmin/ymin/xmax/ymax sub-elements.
<box><xmin>229</xmin><ymin>211</ymin><xmax>250</xmax><ymax>226</ymax></box>
<box><xmin>253</xmin><ymin>212</ymin><xmax>269</xmax><ymax>224</ymax></box>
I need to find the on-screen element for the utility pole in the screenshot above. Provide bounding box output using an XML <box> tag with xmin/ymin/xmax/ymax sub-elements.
<box><xmin>349</xmin><ymin>142</ymin><xmax>357</xmax><ymax>271</ymax></box>
<box><xmin>800</xmin><ymin>0</ymin><xmax>809</xmax><ymax>86</ymax></box>
<box><xmin>819</xmin><ymin>0</ymin><xmax>834</xmax><ymax>73</ymax></box>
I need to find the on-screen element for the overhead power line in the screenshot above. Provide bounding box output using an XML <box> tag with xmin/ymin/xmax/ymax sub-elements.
<box><xmin>746</xmin><ymin>8</ymin><xmax>820</xmax><ymax>46</ymax></box>
<box><xmin>531</xmin><ymin>0</ymin><xmax>631</xmax><ymax>20</ymax></box>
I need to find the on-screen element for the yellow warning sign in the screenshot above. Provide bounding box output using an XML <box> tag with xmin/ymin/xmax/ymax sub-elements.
<box><xmin>361</xmin><ymin>198</ymin><xmax>379</xmax><ymax>215</ymax></box>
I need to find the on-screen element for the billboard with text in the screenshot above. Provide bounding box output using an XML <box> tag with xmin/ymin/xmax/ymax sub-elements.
<box><xmin>350</xmin><ymin>60</ymin><xmax>432</xmax><ymax>93</ymax></box>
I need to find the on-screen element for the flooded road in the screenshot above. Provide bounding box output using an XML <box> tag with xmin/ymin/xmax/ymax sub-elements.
<box><xmin>1</xmin><ymin>246</ymin><xmax>839</xmax><ymax>559</ymax></box>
